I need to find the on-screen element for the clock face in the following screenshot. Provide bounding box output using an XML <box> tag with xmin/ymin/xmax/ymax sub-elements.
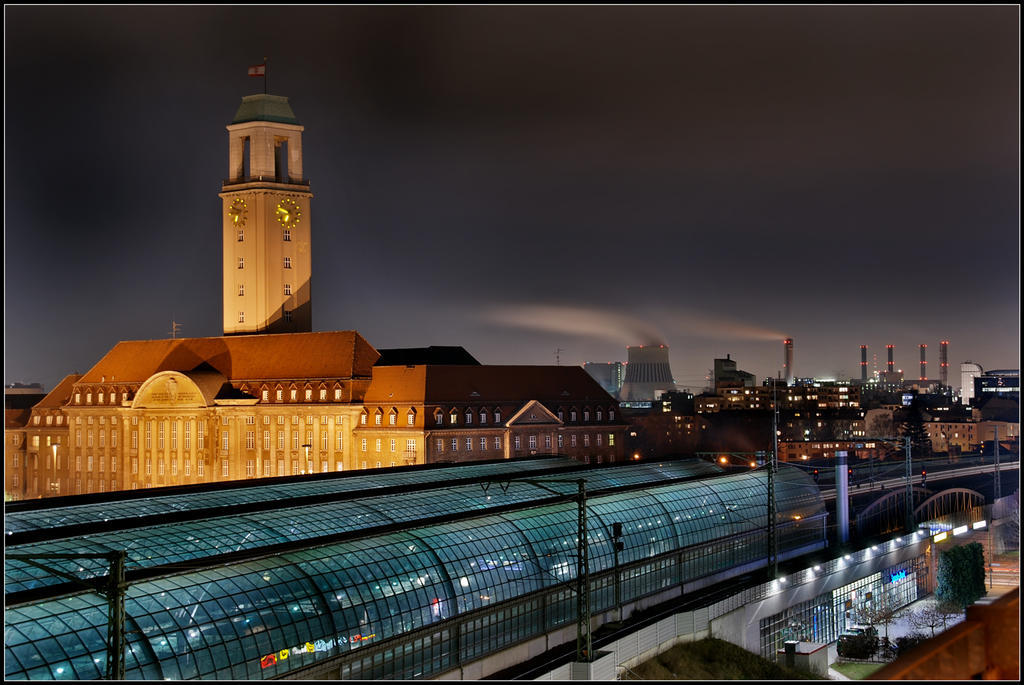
<box><xmin>276</xmin><ymin>198</ymin><xmax>301</xmax><ymax>227</ymax></box>
<box><xmin>227</xmin><ymin>199</ymin><xmax>248</xmax><ymax>227</ymax></box>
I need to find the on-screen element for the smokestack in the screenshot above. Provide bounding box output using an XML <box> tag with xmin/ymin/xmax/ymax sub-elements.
<box><xmin>940</xmin><ymin>340</ymin><xmax>949</xmax><ymax>386</ymax></box>
<box><xmin>860</xmin><ymin>345</ymin><xmax>868</xmax><ymax>383</ymax></box>
<box><xmin>919</xmin><ymin>344</ymin><xmax>927</xmax><ymax>381</ymax></box>
<box><xmin>887</xmin><ymin>344</ymin><xmax>894</xmax><ymax>373</ymax></box>
<box><xmin>783</xmin><ymin>338</ymin><xmax>793</xmax><ymax>385</ymax></box>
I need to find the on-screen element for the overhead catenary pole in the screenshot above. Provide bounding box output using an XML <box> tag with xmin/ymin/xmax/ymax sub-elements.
<box><xmin>769</xmin><ymin>377</ymin><xmax>779</xmax><ymax>576</ymax></box>
<box><xmin>993</xmin><ymin>425</ymin><xmax>1001</xmax><ymax>502</ymax></box>
<box><xmin>904</xmin><ymin>435</ymin><xmax>914</xmax><ymax>532</ymax></box>
<box><xmin>576</xmin><ymin>478</ymin><xmax>592</xmax><ymax>662</ymax></box>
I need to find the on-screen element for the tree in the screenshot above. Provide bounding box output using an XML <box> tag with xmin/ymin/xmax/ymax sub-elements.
<box><xmin>855</xmin><ymin>595</ymin><xmax>899</xmax><ymax>644</ymax></box>
<box><xmin>898</xmin><ymin>398</ymin><xmax>932</xmax><ymax>459</ymax></box>
<box><xmin>907</xmin><ymin>601</ymin><xmax>963</xmax><ymax>637</ymax></box>
<box><xmin>935</xmin><ymin>542</ymin><xmax>986</xmax><ymax>608</ymax></box>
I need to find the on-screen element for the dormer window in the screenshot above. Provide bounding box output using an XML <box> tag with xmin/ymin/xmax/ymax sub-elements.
<box><xmin>305</xmin><ymin>388</ymin><xmax>312</xmax><ymax>401</ymax></box>
<box><xmin>583</xmin><ymin>409</ymin><xmax>590</xmax><ymax>422</ymax></box>
<box><xmin>450</xmin><ymin>411</ymin><xmax>458</xmax><ymax>425</ymax></box>
<box><xmin>276</xmin><ymin>389</ymin><xmax>283</xmax><ymax>401</ymax></box>
<box><xmin>434</xmin><ymin>410</ymin><xmax>443</xmax><ymax>425</ymax></box>
<box><xmin>494</xmin><ymin>410</ymin><xmax>501</xmax><ymax>424</ymax></box>
<box><xmin>290</xmin><ymin>389</ymin><xmax>297</xmax><ymax>401</ymax></box>
<box><xmin>360</xmin><ymin>413</ymin><xmax>368</xmax><ymax>426</ymax></box>
<box><xmin>596</xmin><ymin>409</ymin><xmax>603</xmax><ymax>422</ymax></box>
<box><xmin>479</xmin><ymin>410</ymin><xmax>487</xmax><ymax>425</ymax></box>
<box><xmin>465</xmin><ymin>411</ymin><xmax>473</xmax><ymax>425</ymax></box>
<box><xmin>407</xmin><ymin>411</ymin><xmax>416</xmax><ymax>426</ymax></box>
<box><xmin>570</xmin><ymin>410</ymin><xmax>577</xmax><ymax>422</ymax></box>
<box><xmin>375</xmin><ymin>412</ymin><xmax>383</xmax><ymax>426</ymax></box>
<box><xmin>389</xmin><ymin>411</ymin><xmax>397</xmax><ymax>426</ymax></box>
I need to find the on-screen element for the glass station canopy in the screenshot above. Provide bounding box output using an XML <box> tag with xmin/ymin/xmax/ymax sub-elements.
<box><xmin>4</xmin><ymin>457</ymin><xmax>823</xmax><ymax>680</ymax></box>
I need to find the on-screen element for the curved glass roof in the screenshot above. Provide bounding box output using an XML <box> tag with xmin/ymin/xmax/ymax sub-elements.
<box><xmin>3</xmin><ymin>457</ymin><xmax>583</xmax><ymax>537</ymax></box>
<box><xmin>4</xmin><ymin>460</ymin><xmax>725</xmax><ymax>596</ymax></box>
<box><xmin>4</xmin><ymin>465</ymin><xmax>823</xmax><ymax>681</ymax></box>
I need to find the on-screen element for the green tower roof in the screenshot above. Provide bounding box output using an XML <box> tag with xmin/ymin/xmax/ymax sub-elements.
<box><xmin>230</xmin><ymin>94</ymin><xmax>299</xmax><ymax>125</ymax></box>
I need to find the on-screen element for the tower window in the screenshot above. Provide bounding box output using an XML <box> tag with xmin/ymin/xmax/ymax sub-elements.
<box><xmin>238</xmin><ymin>257</ymin><xmax>245</xmax><ymax>269</ymax></box>
<box><xmin>237</xmin><ymin>228</ymin><xmax>244</xmax><ymax>242</ymax></box>
<box><xmin>238</xmin><ymin>311</ymin><xmax>245</xmax><ymax>323</ymax></box>
<box><xmin>284</xmin><ymin>283</ymin><xmax>292</xmax><ymax>296</ymax></box>
<box><xmin>283</xmin><ymin>256</ymin><xmax>292</xmax><ymax>269</ymax></box>
<box><xmin>238</xmin><ymin>284</ymin><xmax>245</xmax><ymax>296</ymax></box>
<box><xmin>283</xmin><ymin>229</ymin><xmax>291</xmax><ymax>242</ymax></box>
<box><xmin>284</xmin><ymin>310</ymin><xmax>292</xmax><ymax>322</ymax></box>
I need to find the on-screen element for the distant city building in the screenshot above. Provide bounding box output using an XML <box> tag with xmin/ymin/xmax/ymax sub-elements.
<box><xmin>618</xmin><ymin>345</ymin><xmax>676</xmax><ymax>401</ymax></box>
<box><xmin>697</xmin><ymin>379</ymin><xmax>859</xmax><ymax>414</ymax></box>
<box><xmin>960</xmin><ymin>361</ymin><xmax>984</xmax><ymax>404</ymax></box>
<box><xmin>973</xmin><ymin>369</ymin><xmax>1019</xmax><ymax>404</ymax></box>
<box><xmin>5</xmin><ymin>382</ymin><xmax>45</xmax><ymax>395</ymax></box>
<box><xmin>583</xmin><ymin>361</ymin><xmax>624</xmax><ymax>397</ymax></box>
<box><xmin>713</xmin><ymin>355</ymin><xmax>756</xmax><ymax>391</ymax></box>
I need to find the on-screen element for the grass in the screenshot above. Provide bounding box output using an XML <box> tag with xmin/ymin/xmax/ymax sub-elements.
<box><xmin>622</xmin><ymin>637</ymin><xmax>824</xmax><ymax>680</ymax></box>
<box><xmin>832</xmin><ymin>661</ymin><xmax>886</xmax><ymax>679</ymax></box>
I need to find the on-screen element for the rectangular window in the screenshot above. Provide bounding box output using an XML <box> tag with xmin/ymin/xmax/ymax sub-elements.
<box><xmin>198</xmin><ymin>423</ymin><xmax>205</xmax><ymax>448</ymax></box>
<box><xmin>436</xmin><ymin>439</ymin><xmax>444</xmax><ymax>452</ymax></box>
<box><xmin>495</xmin><ymin>411</ymin><xmax>501</xmax><ymax>423</ymax></box>
<box><xmin>145</xmin><ymin>424</ymin><xmax>152</xmax><ymax>449</ymax></box>
<box><xmin>238</xmin><ymin>311</ymin><xmax>245</xmax><ymax>323</ymax></box>
<box><xmin>389</xmin><ymin>438</ymin><xmax>396</xmax><ymax>452</ymax></box>
<box><xmin>197</xmin><ymin>460</ymin><xmax>204</xmax><ymax>476</ymax></box>
<box><xmin>464</xmin><ymin>437</ymin><xmax>471</xmax><ymax>451</ymax></box>
<box><xmin>408</xmin><ymin>439</ymin><xmax>417</xmax><ymax>453</ymax></box>
<box><xmin>375</xmin><ymin>438</ymin><xmax>382</xmax><ymax>452</ymax></box>
<box><xmin>451</xmin><ymin>438</ymin><xmax>459</xmax><ymax>451</ymax></box>
<box><xmin>407</xmin><ymin>413</ymin><xmax>415</xmax><ymax>426</ymax></box>
<box><xmin>558</xmin><ymin>434</ymin><xmax>564</xmax><ymax>449</ymax></box>
<box><xmin>596</xmin><ymin>433</ymin><xmax>602</xmax><ymax>446</ymax></box>
<box><xmin>145</xmin><ymin>458</ymin><xmax>152</xmax><ymax>475</ymax></box>
<box><xmin>184</xmin><ymin>422</ymin><xmax>191</xmax><ymax>450</ymax></box>
<box><xmin>263</xmin><ymin>431</ymin><xmax>271</xmax><ymax>450</ymax></box>
<box><xmin>222</xmin><ymin>431</ymin><xmax>229</xmax><ymax>451</ymax></box>
<box><xmin>529</xmin><ymin>435</ymin><xmax>537</xmax><ymax>450</ymax></box>
<box><xmin>157</xmin><ymin>423</ymin><xmax>164</xmax><ymax>449</ymax></box>
<box><xmin>158</xmin><ymin>459</ymin><xmax>165</xmax><ymax>476</ymax></box>
<box><xmin>131</xmin><ymin>458</ymin><xmax>138</xmax><ymax>474</ymax></box>
<box><xmin>237</xmin><ymin>228</ymin><xmax>244</xmax><ymax>242</ymax></box>
<box><xmin>283</xmin><ymin>229</ymin><xmax>291</xmax><ymax>242</ymax></box>
<box><xmin>111</xmin><ymin>431</ymin><xmax>117</xmax><ymax>448</ymax></box>
<box><xmin>184</xmin><ymin>459</ymin><xmax>190</xmax><ymax>476</ymax></box>
<box><xmin>76</xmin><ymin>429</ymin><xmax>82</xmax><ymax>447</ymax></box>
<box><xmin>171</xmin><ymin>423</ymin><xmax>178</xmax><ymax>450</ymax></box>
<box><xmin>262</xmin><ymin>459</ymin><xmax>270</xmax><ymax>476</ymax></box>
<box><xmin>99</xmin><ymin>431</ymin><xmax>105</xmax><ymax>448</ymax></box>
<box><xmin>283</xmin><ymin>256</ymin><xmax>292</xmax><ymax>269</ymax></box>
<box><xmin>222</xmin><ymin>460</ymin><xmax>229</xmax><ymax>477</ymax></box>
<box><xmin>277</xmin><ymin>460</ymin><xmax>285</xmax><ymax>476</ymax></box>
<box><xmin>360</xmin><ymin>438</ymin><xmax>368</xmax><ymax>452</ymax></box>
<box><xmin>238</xmin><ymin>284</ymin><xmax>245</xmax><ymax>296</ymax></box>
<box><xmin>86</xmin><ymin>455</ymin><xmax>93</xmax><ymax>471</ymax></box>
<box><xmin>571</xmin><ymin>434</ymin><xmax>577</xmax><ymax>447</ymax></box>
<box><xmin>278</xmin><ymin>432</ymin><xmax>285</xmax><ymax>449</ymax></box>
<box><xmin>584</xmin><ymin>434</ymin><xmax>591</xmax><ymax>447</ymax></box>
<box><xmin>480</xmin><ymin>437</ymin><xmax>487</xmax><ymax>451</ymax></box>
<box><xmin>495</xmin><ymin>436</ymin><xmax>501</xmax><ymax>450</ymax></box>
<box><xmin>283</xmin><ymin>309</ymin><xmax>292</xmax><ymax>322</ymax></box>
<box><xmin>246</xmin><ymin>460</ymin><xmax>255</xmax><ymax>477</ymax></box>
<box><xmin>246</xmin><ymin>431</ymin><xmax>255</xmax><ymax>449</ymax></box>
<box><xmin>514</xmin><ymin>435</ymin><xmax>521</xmax><ymax>450</ymax></box>
<box><xmin>336</xmin><ymin>433</ymin><xmax>344</xmax><ymax>450</ymax></box>
<box><xmin>111</xmin><ymin>457</ymin><xmax>117</xmax><ymax>473</ymax></box>
<box><xmin>321</xmin><ymin>460</ymin><xmax>329</xmax><ymax>473</ymax></box>
<box><xmin>171</xmin><ymin>459</ymin><xmax>178</xmax><ymax>476</ymax></box>
<box><xmin>322</xmin><ymin>432</ymin><xmax>329</xmax><ymax>450</ymax></box>
<box><xmin>238</xmin><ymin>257</ymin><xmax>245</xmax><ymax>269</ymax></box>
<box><xmin>284</xmin><ymin>283</ymin><xmax>292</xmax><ymax>296</ymax></box>
<box><xmin>88</xmin><ymin>430</ymin><xmax>94</xmax><ymax>447</ymax></box>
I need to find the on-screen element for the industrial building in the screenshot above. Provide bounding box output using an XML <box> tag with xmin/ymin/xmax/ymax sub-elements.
<box><xmin>5</xmin><ymin>456</ymin><xmax>825</xmax><ymax>680</ymax></box>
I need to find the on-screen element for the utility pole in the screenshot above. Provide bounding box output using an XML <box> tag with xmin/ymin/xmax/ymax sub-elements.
<box><xmin>904</xmin><ymin>435</ymin><xmax>914</xmax><ymax>533</ymax></box>
<box><xmin>169</xmin><ymin>320</ymin><xmax>182</xmax><ymax>339</ymax></box>
<box><xmin>769</xmin><ymin>376</ymin><xmax>779</xmax><ymax>577</ymax></box>
<box><xmin>993</xmin><ymin>425</ymin><xmax>1001</xmax><ymax>503</ymax></box>
<box><xmin>555</xmin><ymin>348</ymin><xmax>564</xmax><ymax>366</ymax></box>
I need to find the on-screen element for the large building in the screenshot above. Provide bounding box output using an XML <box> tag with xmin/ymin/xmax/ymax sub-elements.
<box><xmin>3</xmin><ymin>88</ymin><xmax>624</xmax><ymax>501</ymax></box>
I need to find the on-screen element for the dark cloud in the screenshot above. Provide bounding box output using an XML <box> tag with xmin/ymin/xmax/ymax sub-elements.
<box><xmin>4</xmin><ymin>5</ymin><xmax>1019</xmax><ymax>392</ymax></box>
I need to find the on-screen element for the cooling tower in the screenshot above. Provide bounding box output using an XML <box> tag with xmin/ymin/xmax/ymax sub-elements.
<box><xmin>783</xmin><ymin>338</ymin><xmax>793</xmax><ymax>385</ymax></box>
<box><xmin>618</xmin><ymin>345</ymin><xmax>676</xmax><ymax>401</ymax></box>
<box><xmin>940</xmin><ymin>340</ymin><xmax>949</xmax><ymax>386</ymax></box>
<box><xmin>919</xmin><ymin>344</ymin><xmax>927</xmax><ymax>381</ymax></box>
<box><xmin>860</xmin><ymin>345</ymin><xmax>868</xmax><ymax>383</ymax></box>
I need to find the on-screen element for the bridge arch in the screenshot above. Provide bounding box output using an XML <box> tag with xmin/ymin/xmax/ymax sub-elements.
<box><xmin>913</xmin><ymin>488</ymin><xmax>986</xmax><ymax>521</ymax></box>
<box><xmin>855</xmin><ymin>487</ymin><xmax>932</xmax><ymax>536</ymax></box>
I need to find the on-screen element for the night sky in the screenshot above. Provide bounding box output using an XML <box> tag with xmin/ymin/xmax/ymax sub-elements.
<box><xmin>4</xmin><ymin>5</ymin><xmax>1019</xmax><ymax>394</ymax></box>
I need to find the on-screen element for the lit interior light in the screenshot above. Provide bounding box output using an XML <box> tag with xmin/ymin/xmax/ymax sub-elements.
<box><xmin>719</xmin><ymin>456</ymin><xmax>728</xmax><ymax>464</ymax></box>
<box><xmin>871</xmin><ymin>545</ymin><xmax>878</xmax><ymax>551</ymax></box>
<box><xmin>934</xmin><ymin>532</ymin><xmax>948</xmax><ymax>542</ymax></box>
<box><xmin>813</xmin><ymin>565</ymin><xmax>821</xmax><ymax>571</ymax></box>
<box><xmin>953</xmin><ymin>525</ymin><xmax>968</xmax><ymax>536</ymax></box>
<box><xmin>972</xmin><ymin>520</ymin><xmax>987</xmax><ymax>530</ymax></box>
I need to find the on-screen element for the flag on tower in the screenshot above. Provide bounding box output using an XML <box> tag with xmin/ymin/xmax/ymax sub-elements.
<box><xmin>248</xmin><ymin>63</ymin><xmax>266</xmax><ymax>77</ymax></box>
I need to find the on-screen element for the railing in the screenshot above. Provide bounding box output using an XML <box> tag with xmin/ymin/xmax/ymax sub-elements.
<box><xmin>222</xmin><ymin>175</ymin><xmax>310</xmax><ymax>186</ymax></box>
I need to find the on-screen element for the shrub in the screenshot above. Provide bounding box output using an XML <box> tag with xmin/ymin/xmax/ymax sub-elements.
<box><xmin>895</xmin><ymin>632</ymin><xmax>928</xmax><ymax>655</ymax></box>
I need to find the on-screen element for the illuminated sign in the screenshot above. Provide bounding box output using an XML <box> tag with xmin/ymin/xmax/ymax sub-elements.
<box><xmin>260</xmin><ymin>632</ymin><xmax>378</xmax><ymax>670</ymax></box>
<box><xmin>889</xmin><ymin>570</ymin><xmax>907</xmax><ymax>583</ymax></box>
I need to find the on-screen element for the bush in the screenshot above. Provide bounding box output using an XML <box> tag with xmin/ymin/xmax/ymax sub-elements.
<box><xmin>936</xmin><ymin>542</ymin><xmax>986</xmax><ymax>608</ymax></box>
<box><xmin>895</xmin><ymin>632</ymin><xmax>928</xmax><ymax>655</ymax></box>
<box><xmin>837</xmin><ymin>627</ymin><xmax>878</xmax><ymax>659</ymax></box>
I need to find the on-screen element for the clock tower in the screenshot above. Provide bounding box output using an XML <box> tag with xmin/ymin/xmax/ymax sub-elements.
<box><xmin>220</xmin><ymin>94</ymin><xmax>313</xmax><ymax>335</ymax></box>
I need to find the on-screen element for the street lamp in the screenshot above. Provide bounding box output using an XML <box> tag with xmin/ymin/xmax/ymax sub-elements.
<box><xmin>301</xmin><ymin>444</ymin><xmax>311</xmax><ymax>474</ymax></box>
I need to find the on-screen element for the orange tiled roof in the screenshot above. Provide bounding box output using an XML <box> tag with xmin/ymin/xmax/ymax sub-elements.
<box><xmin>76</xmin><ymin>332</ymin><xmax>379</xmax><ymax>384</ymax></box>
<box><xmin>33</xmin><ymin>374</ymin><xmax>82</xmax><ymax>409</ymax></box>
<box><xmin>364</xmin><ymin>365</ymin><xmax>615</xmax><ymax>405</ymax></box>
